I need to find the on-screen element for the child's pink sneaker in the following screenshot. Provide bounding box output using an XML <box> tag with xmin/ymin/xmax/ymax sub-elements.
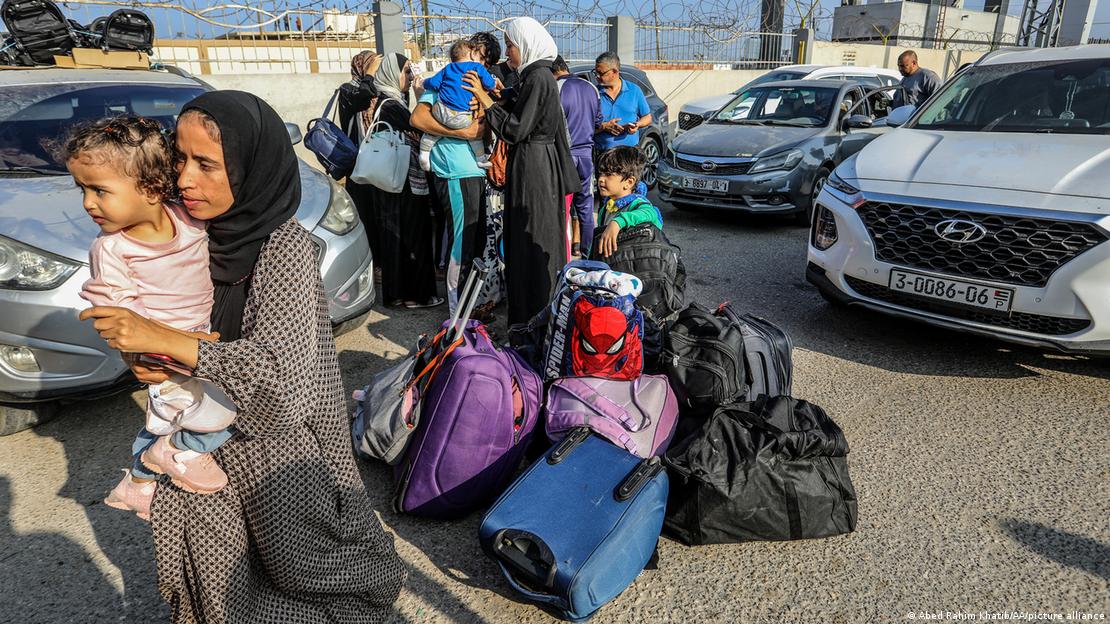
<box><xmin>104</xmin><ymin>470</ymin><xmax>156</xmax><ymax>521</ymax></box>
<box><xmin>140</xmin><ymin>436</ymin><xmax>228</xmax><ymax>495</ymax></box>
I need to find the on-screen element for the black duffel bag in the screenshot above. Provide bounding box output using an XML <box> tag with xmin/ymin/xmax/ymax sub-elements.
<box><xmin>663</xmin><ymin>395</ymin><xmax>858</xmax><ymax>545</ymax></box>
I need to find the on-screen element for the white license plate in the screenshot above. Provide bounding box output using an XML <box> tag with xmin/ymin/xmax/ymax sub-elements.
<box><xmin>889</xmin><ymin>269</ymin><xmax>1014</xmax><ymax>312</ymax></box>
<box><xmin>682</xmin><ymin>176</ymin><xmax>729</xmax><ymax>193</ymax></box>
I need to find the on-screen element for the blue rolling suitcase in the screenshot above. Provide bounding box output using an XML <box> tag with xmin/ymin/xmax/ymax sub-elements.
<box><xmin>479</xmin><ymin>428</ymin><xmax>668</xmax><ymax>622</ymax></box>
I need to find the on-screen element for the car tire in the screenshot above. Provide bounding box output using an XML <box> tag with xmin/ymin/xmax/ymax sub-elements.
<box><xmin>638</xmin><ymin>134</ymin><xmax>662</xmax><ymax>189</ymax></box>
<box><xmin>0</xmin><ymin>401</ymin><xmax>59</xmax><ymax>436</ymax></box>
<box><xmin>797</xmin><ymin>166</ymin><xmax>832</xmax><ymax>226</ymax></box>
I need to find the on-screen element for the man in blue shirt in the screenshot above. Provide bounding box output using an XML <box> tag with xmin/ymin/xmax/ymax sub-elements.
<box><xmin>553</xmin><ymin>55</ymin><xmax>601</xmax><ymax>256</ymax></box>
<box><xmin>593</xmin><ymin>52</ymin><xmax>652</xmax><ymax>152</ymax></box>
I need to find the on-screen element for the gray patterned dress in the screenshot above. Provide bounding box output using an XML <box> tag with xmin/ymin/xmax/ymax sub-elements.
<box><xmin>149</xmin><ymin>219</ymin><xmax>406</xmax><ymax>623</ymax></box>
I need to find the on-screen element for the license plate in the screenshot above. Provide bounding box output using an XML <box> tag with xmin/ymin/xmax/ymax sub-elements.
<box><xmin>889</xmin><ymin>269</ymin><xmax>1014</xmax><ymax>313</ymax></box>
<box><xmin>682</xmin><ymin>176</ymin><xmax>729</xmax><ymax>193</ymax></box>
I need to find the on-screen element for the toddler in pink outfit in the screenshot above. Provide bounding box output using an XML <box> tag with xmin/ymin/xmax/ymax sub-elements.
<box><xmin>65</xmin><ymin>116</ymin><xmax>236</xmax><ymax>520</ymax></box>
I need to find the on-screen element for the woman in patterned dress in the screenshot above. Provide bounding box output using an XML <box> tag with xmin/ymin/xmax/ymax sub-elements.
<box><xmin>80</xmin><ymin>90</ymin><xmax>406</xmax><ymax>623</ymax></box>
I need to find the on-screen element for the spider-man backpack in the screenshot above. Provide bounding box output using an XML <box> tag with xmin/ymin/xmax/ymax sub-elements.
<box><xmin>540</xmin><ymin>260</ymin><xmax>644</xmax><ymax>381</ymax></box>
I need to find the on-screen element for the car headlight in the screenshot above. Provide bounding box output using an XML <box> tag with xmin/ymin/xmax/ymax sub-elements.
<box><xmin>319</xmin><ymin>180</ymin><xmax>359</xmax><ymax>235</ymax></box>
<box><xmin>825</xmin><ymin>170</ymin><xmax>864</xmax><ymax>209</ymax></box>
<box><xmin>748</xmin><ymin>149</ymin><xmax>803</xmax><ymax>174</ymax></box>
<box><xmin>0</xmin><ymin>235</ymin><xmax>80</xmax><ymax>291</ymax></box>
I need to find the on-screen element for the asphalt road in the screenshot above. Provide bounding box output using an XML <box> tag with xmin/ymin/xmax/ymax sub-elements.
<box><xmin>1</xmin><ymin>194</ymin><xmax>1108</xmax><ymax>624</ymax></box>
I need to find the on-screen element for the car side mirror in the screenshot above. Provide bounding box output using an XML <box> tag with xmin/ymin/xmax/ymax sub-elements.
<box><xmin>845</xmin><ymin>114</ymin><xmax>873</xmax><ymax>130</ymax></box>
<box><xmin>886</xmin><ymin>105</ymin><xmax>916</xmax><ymax>128</ymax></box>
<box><xmin>285</xmin><ymin>122</ymin><xmax>303</xmax><ymax>145</ymax></box>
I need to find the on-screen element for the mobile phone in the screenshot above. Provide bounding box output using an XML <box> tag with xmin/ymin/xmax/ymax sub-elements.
<box><xmin>139</xmin><ymin>353</ymin><xmax>193</xmax><ymax>376</ymax></box>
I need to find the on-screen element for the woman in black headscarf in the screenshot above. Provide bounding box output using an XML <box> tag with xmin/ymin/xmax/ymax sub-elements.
<box><xmin>345</xmin><ymin>52</ymin><xmax>441</xmax><ymax>308</ymax></box>
<box><xmin>81</xmin><ymin>91</ymin><xmax>406</xmax><ymax>623</ymax></box>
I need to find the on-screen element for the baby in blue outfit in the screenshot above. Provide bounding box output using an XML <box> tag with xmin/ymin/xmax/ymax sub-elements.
<box><xmin>419</xmin><ymin>38</ymin><xmax>497</xmax><ymax>170</ymax></box>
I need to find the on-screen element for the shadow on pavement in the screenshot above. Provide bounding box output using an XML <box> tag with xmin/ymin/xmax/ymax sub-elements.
<box><xmin>1001</xmin><ymin>519</ymin><xmax>1110</xmax><ymax>580</ymax></box>
<box><xmin>0</xmin><ymin>475</ymin><xmax>122</xmax><ymax>624</ymax></box>
<box><xmin>29</xmin><ymin>392</ymin><xmax>168</xmax><ymax>622</ymax></box>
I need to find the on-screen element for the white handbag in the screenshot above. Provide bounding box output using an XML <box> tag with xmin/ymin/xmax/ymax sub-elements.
<box><xmin>350</xmin><ymin>98</ymin><xmax>411</xmax><ymax>193</ymax></box>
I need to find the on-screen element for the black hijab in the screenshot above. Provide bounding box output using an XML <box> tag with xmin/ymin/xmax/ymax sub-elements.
<box><xmin>181</xmin><ymin>90</ymin><xmax>300</xmax><ymax>341</ymax></box>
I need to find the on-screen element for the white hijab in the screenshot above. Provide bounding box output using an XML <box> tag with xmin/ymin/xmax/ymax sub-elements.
<box><xmin>502</xmin><ymin>17</ymin><xmax>558</xmax><ymax>72</ymax></box>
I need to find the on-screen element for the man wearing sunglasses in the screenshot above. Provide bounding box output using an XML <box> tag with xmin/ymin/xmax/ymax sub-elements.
<box><xmin>593</xmin><ymin>52</ymin><xmax>652</xmax><ymax>152</ymax></box>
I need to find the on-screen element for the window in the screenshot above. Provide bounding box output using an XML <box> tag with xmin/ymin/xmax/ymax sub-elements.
<box><xmin>913</xmin><ymin>58</ymin><xmax>1110</xmax><ymax>134</ymax></box>
<box><xmin>733</xmin><ymin>70</ymin><xmax>807</xmax><ymax>93</ymax></box>
<box><xmin>713</xmin><ymin>85</ymin><xmax>839</xmax><ymax>127</ymax></box>
<box><xmin>0</xmin><ymin>83</ymin><xmax>205</xmax><ymax>172</ymax></box>
<box><xmin>627</xmin><ymin>76</ymin><xmax>655</xmax><ymax>98</ymax></box>
<box><xmin>845</xmin><ymin>75</ymin><xmax>883</xmax><ymax>87</ymax></box>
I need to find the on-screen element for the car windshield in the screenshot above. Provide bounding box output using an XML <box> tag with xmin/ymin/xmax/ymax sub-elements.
<box><xmin>733</xmin><ymin>70</ymin><xmax>807</xmax><ymax>93</ymax></box>
<box><xmin>0</xmin><ymin>83</ymin><xmax>205</xmax><ymax>173</ymax></box>
<box><xmin>912</xmin><ymin>58</ymin><xmax>1110</xmax><ymax>134</ymax></box>
<box><xmin>712</xmin><ymin>85</ymin><xmax>837</xmax><ymax>127</ymax></box>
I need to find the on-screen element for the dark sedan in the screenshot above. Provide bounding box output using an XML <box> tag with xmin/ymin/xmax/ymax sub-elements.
<box><xmin>568</xmin><ymin>64</ymin><xmax>669</xmax><ymax>187</ymax></box>
<box><xmin>658</xmin><ymin>79</ymin><xmax>891</xmax><ymax>223</ymax></box>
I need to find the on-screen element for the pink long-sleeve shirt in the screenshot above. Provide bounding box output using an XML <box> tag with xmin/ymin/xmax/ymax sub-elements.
<box><xmin>80</xmin><ymin>202</ymin><xmax>214</xmax><ymax>333</ymax></box>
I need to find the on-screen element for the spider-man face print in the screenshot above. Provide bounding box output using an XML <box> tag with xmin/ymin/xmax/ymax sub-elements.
<box><xmin>569</xmin><ymin>298</ymin><xmax>643</xmax><ymax>380</ymax></box>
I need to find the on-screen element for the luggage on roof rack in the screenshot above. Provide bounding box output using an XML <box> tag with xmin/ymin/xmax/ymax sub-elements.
<box><xmin>1</xmin><ymin>0</ymin><xmax>77</xmax><ymax>66</ymax></box>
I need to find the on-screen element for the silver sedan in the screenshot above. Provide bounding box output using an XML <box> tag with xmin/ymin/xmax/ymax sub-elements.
<box><xmin>0</xmin><ymin>67</ymin><xmax>375</xmax><ymax>434</ymax></box>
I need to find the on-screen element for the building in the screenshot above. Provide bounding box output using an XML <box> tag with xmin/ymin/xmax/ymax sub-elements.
<box><xmin>832</xmin><ymin>0</ymin><xmax>1021</xmax><ymax>50</ymax></box>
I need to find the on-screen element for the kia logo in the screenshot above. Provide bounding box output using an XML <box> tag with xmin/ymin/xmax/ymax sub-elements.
<box><xmin>700</xmin><ymin>161</ymin><xmax>717</xmax><ymax>172</ymax></box>
<box><xmin>935</xmin><ymin>219</ymin><xmax>988</xmax><ymax>244</ymax></box>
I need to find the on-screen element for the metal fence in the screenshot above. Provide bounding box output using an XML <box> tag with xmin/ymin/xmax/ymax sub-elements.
<box><xmin>401</xmin><ymin>14</ymin><xmax>608</xmax><ymax>64</ymax></box>
<box><xmin>635</xmin><ymin>23</ymin><xmax>794</xmax><ymax>67</ymax></box>
<box><xmin>43</xmin><ymin>0</ymin><xmax>804</xmax><ymax>73</ymax></box>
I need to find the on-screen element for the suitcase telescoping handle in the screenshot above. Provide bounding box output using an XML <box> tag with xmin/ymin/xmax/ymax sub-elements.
<box><xmin>493</xmin><ymin>528</ymin><xmax>558</xmax><ymax>591</ymax></box>
<box><xmin>615</xmin><ymin>456</ymin><xmax>663</xmax><ymax>502</ymax></box>
<box><xmin>547</xmin><ymin>426</ymin><xmax>590</xmax><ymax>465</ymax></box>
<box><xmin>446</xmin><ymin>257</ymin><xmax>492</xmax><ymax>343</ymax></box>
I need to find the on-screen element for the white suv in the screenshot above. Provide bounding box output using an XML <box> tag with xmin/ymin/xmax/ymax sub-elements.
<box><xmin>676</xmin><ymin>64</ymin><xmax>901</xmax><ymax>135</ymax></box>
<box><xmin>806</xmin><ymin>45</ymin><xmax>1110</xmax><ymax>355</ymax></box>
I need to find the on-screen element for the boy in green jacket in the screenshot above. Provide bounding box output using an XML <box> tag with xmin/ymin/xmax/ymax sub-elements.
<box><xmin>594</xmin><ymin>146</ymin><xmax>664</xmax><ymax>257</ymax></box>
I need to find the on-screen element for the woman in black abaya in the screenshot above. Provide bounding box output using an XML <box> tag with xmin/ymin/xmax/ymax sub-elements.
<box><xmin>465</xmin><ymin>17</ymin><xmax>579</xmax><ymax>326</ymax></box>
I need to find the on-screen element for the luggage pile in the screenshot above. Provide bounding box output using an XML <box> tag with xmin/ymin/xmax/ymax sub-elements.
<box><xmin>1</xmin><ymin>0</ymin><xmax>154</xmax><ymax>67</ymax></box>
<box><xmin>352</xmin><ymin>257</ymin><xmax>858</xmax><ymax>621</ymax></box>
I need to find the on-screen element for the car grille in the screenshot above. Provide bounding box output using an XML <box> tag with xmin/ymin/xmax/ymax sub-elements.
<box><xmin>857</xmin><ymin>202</ymin><xmax>1108</xmax><ymax>288</ymax></box>
<box><xmin>844</xmin><ymin>276</ymin><xmax>1092</xmax><ymax>336</ymax></box>
<box><xmin>667</xmin><ymin>188</ymin><xmax>746</xmax><ymax>206</ymax></box>
<box><xmin>674</xmin><ymin>156</ymin><xmax>753</xmax><ymax>176</ymax></box>
<box><xmin>678</xmin><ymin>113</ymin><xmax>704</xmax><ymax>131</ymax></box>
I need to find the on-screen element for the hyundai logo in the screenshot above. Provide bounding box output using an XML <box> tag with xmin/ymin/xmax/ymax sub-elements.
<box><xmin>700</xmin><ymin>161</ymin><xmax>717</xmax><ymax>172</ymax></box>
<box><xmin>935</xmin><ymin>219</ymin><xmax>988</xmax><ymax>244</ymax></box>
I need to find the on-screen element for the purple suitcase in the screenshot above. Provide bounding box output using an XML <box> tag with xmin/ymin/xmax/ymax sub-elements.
<box><xmin>393</xmin><ymin>320</ymin><xmax>543</xmax><ymax>518</ymax></box>
<box><xmin>544</xmin><ymin>375</ymin><xmax>679</xmax><ymax>458</ymax></box>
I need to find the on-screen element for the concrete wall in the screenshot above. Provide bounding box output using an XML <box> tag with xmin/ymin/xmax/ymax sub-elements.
<box><xmin>810</xmin><ymin>40</ymin><xmax>984</xmax><ymax>78</ymax></box>
<box><xmin>204</xmin><ymin>73</ymin><xmax>351</xmax><ymax>165</ymax></box>
<box><xmin>642</xmin><ymin>69</ymin><xmax>764</xmax><ymax>120</ymax></box>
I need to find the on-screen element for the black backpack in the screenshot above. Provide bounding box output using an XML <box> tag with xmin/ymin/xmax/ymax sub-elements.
<box><xmin>98</xmin><ymin>9</ymin><xmax>153</xmax><ymax>53</ymax></box>
<box><xmin>1</xmin><ymin>0</ymin><xmax>76</xmax><ymax>65</ymax></box>
<box><xmin>590</xmin><ymin>221</ymin><xmax>686</xmax><ymax>322</ymax></box>
<box><xmin>663</xmin><ymin>303</ymin><xmax>792</xmax><ymax>414</ymax></box>
<box><xmin>663</xmin><ymin>395</ymin><xmax>858</xmax><ymax>545</ymax></box>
